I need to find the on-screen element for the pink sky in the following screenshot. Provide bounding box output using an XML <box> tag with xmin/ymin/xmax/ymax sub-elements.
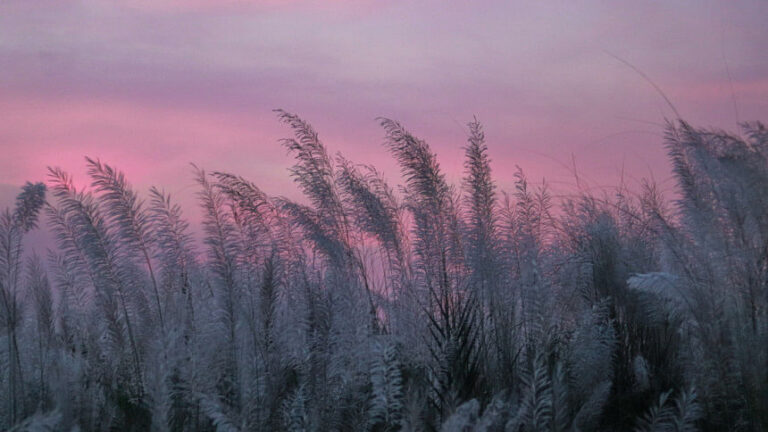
<box><xmin>1</xmin><ymin>0</ymin><xmax>767</xmax><ymax>230</ymax></box>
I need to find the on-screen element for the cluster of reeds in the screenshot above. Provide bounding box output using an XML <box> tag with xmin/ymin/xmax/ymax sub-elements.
<box><xmin>1</xmin><ymin>113</ymin><xmax>766</xmax><ymax>431</ymax></box>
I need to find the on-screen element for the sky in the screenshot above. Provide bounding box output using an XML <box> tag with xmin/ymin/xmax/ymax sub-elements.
<box><xmin>1</xmin><ymin>0</ymin><xmax>767</xmax><ymax>238</ymax></box>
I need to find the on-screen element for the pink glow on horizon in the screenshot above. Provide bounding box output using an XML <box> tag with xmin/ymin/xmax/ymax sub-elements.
<box><xmin>1</xmin><ymin>0</ymin><xmax>767</xmax><ymax>222</ymax></box>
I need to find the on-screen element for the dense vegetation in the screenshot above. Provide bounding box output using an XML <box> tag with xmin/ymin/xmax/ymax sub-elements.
<box><xmin>1</xmin><ymin>112</ymin><xmax>767</xmax><ymax>431</ymax></box>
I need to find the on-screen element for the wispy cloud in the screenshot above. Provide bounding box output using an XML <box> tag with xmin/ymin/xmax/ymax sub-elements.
<box><xmin>1</xmin><ymin>0</ymin><xmax>766</xmax><ymax>210</ymax></box>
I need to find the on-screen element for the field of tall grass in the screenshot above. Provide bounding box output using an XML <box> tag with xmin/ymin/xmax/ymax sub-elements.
<box><xmin>1</xmin><ymin>112</ymin><xmax>766</xmax><ymax>431</ymax></box>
